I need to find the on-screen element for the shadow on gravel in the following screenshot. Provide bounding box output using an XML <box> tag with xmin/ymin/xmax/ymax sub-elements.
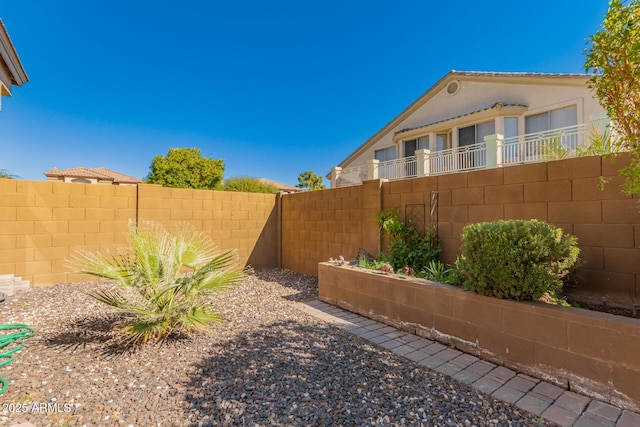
<box><xmin>181</xmin><ymin>319</ymin><xmax>547</xmax><ymax>427</ymax></box>
<box><xmin>38</xmin><ymin>313</ymin><xmax>193</xmax><ymax>359</ymax></box>
<box><xmin>252</xmin><ymin>269</ymin><xmax>319</xmax><ymax>303</ymax></box>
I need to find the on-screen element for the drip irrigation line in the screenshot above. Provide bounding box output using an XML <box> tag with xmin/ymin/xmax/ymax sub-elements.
<box><xmin>0</xmin><ymin>323</ymin><xmax>35</xmax><ymax>396</ymax></box>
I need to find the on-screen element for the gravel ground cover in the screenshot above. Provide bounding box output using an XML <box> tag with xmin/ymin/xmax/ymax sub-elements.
<box><xmin>0</xmin><ymin>269</ymin><xmax>553</xmax><ymax>426</ymax></box>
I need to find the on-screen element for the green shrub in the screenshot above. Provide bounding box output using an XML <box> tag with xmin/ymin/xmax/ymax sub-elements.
<box><xmin>73</xmin><ymin>221</ymin><xmax>244</xmax><ymax>345</ymax></box>
<box><xmin>376</xmin><ymin>208</ymin><xmax>440</xmax><ymax>272</ymax></box>
<box><xmin>222</xmin><ymin>176</ymin><xmax>279</xmax><ymax>193</ymax></box>
<box><xmin>456</xmin><ymin>219</ymin><xmax>579</xmax><ymax>301</ymax></box>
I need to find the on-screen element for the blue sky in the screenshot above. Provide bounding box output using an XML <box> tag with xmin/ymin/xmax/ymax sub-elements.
<box><xmin>1</xmin><ymin>1</ymin><xmax>609</xmax><ymax>186</ymax></box>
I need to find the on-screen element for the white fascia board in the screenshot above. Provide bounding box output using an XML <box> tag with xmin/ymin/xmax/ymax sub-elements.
<box><xmin>0</xmin><ymin>20</ymin><xmax>29</xmax><ymax>86</ymax></box>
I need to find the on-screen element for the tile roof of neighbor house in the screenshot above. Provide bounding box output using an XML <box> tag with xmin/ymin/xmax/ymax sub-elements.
<box><xmin>258</xmin><ymin>178</ymin><xmax>303</xmax><ymax>193</ymax></box>
<box><xmin>331</xmin><ymin>70</ymin><xmax>595</xmax><ymax>174</ymax></box>
<box><xmin>44</xmin><ymin>167</ymin><xmax>143</xmax><ymax>184</ymax></box>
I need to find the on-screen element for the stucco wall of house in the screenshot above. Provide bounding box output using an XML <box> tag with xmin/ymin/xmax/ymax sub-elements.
<box><xmin>345</xmin><ymin>77</ymin><xmax>604</xmax><ymax>169</ymax></box>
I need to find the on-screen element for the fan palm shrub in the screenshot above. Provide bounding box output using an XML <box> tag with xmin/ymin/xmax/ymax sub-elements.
<box><xmin>73</xmin><ymin>220</ymin><xmax>244</xmax><ymax>345</ymax></box>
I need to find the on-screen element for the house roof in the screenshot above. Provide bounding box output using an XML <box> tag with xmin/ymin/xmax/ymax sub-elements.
<box><xmin>44</xmin><ymin>167</ymin><xmax>143</xmax><ymax>184</ymax></box>
<box><xmin>258</xmin><ymin>178</ymin><xmax>302</xmax><ymax>193</ymax></box>
<box><xmin>331</xmin><ymin>70</ymin><xmax>594</xmax><ymax>174</ymax></box>
<box><xmin>0</xmin><ymin>19</ymin><xmax>28</xmax><ymax>96</ymax></box>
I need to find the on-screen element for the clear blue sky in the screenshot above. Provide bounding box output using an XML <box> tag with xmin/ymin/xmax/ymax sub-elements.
<box><xmin>1</xmin><ymin>1</ymin><xmax>609</xmax><ymax>186</ymax></box>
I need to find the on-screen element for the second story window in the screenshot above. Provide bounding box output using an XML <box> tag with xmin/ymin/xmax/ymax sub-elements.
<box><xmin>525</xmin><ymin>105</ymin><xmax>577</xmax><ymax>134</ymax></box>
<box><xmin>374</xmin><ymin>146</ymin><xmax>396</xmax><ymax>162</ymax></box>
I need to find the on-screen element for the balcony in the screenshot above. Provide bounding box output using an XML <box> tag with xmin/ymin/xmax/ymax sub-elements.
<box><xmin>331</xmin><ymin>124</ymin><xmax>615</xmax><ymax>187</ymax></box>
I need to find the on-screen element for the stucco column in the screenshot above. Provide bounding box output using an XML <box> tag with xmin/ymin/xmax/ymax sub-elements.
<box><xmin>415</xmin><ymin>149</ymin><xmax>431</xmax><ymax>177</ymax></box>
<box><xmin>367</xmin><ymin>159</ymin><xmax>379</xmax><ymax>180</ymax></box>
<box><xmin>330</xmin><ymin>166</ymin><xmax>342</xmax><ymax>188</ymax></box>
<box><xmin>484</xmin><ymin>134</ymin><xmax>504</xmax><ymax>168</ymax></box>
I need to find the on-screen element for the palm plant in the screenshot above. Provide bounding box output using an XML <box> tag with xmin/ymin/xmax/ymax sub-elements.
<box><xmin>578</xmin><ymin>124</ymin><xmax>624</xmax><ymax>156</ymax></box>
<box><xmin>73</xmin><ymin>221</ymin><xmax>244</xmax><ymax>345</ymax></box>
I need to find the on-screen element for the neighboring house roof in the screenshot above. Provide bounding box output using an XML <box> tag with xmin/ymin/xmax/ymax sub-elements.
<box><xmin>44</xmin><ymin>167</ymin><xmax>143</xmax><ymax>184</ymax></box>
<box><xmin>0</xmin><ymin>19</ymin><xmax>28</xmax><ymax>96</ymax></box>
<box><xmin>333</xmin><ymin>70</ymin><xmax>594</xmax><ymax>173</ymax></box>
<box><xmin>258</xmin><ymin>178</ymin><xmax>303</xmax><ymax>193</ymax></box>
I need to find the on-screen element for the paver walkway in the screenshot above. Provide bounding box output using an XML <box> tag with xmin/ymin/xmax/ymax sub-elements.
<box><xmin>296</xmin><ymin>299</ymin><xmax>640</xmax><ymax>427</ymax></box>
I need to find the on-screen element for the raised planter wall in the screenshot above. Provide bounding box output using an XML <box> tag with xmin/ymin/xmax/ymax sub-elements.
<box><xmin>318</xmin><ymin>262</ymin><xmax>640</xmax><ymax>412</ymax></box>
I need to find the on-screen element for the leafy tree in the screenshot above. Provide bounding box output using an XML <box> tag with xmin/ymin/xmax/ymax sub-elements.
<box><xmin>73</xmin><ymin>221</ymin><xmax>244</xmax><ymax>345</ymax></box>
<box><xmin>585</xmin><ymin>0</ymin><xmax>640</xmax><ymax>196</ymax></box>
<box><xmin>147</xmin><ymin>148</ymin><xmax>224</xmax><ymax>190</ymax></box>
<box><xmin>296</xmin><ymin>170</ymin><xmax>326</xmax><ymax>190</ymax></box>
<box><xmin>0</xmin><ymin>169</ymin><xmax>19</xmax><ymax>179</ymax></box>
<box><xmin>222</xmin><ymin>176</ymin><xmax>279</xmax><ymax>193</ymax></box>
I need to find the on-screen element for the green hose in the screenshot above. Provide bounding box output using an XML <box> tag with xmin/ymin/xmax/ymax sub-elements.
<box><xmin>0</xmin><ymin>323</ymin><xmax>35</xmax><ymax>395</ymax></box>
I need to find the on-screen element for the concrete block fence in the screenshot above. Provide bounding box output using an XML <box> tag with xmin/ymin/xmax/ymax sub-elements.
<box><xmin>1</xmin><ymin>153</ymin><xmax>639</xmax><ymax>306</ymax></box>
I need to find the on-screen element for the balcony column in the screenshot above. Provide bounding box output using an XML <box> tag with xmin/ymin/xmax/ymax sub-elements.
<box><xmin>415</xmin><ymin>149</ymin><xmax>431</xmax><ymax>177</ymax></box>
<box><xmin>484</xmin><ymin>134</ymin><xmax>504</xmax><ymax>168</ymax></box>
<box><xmin>330</xmin><ymin>166</ymin><xmax>342</xmax><ymax>188</ymax></box>
<box><xmin>367</xmin><ymin>159</ymin><xmax>379</xmax><ymax>180</ymax></box>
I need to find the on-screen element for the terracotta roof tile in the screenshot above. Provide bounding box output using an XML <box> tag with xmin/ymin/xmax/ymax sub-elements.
<box><xmin>44</xmin><ymin>167</ymin><xmax>142</xmax><ymax>184</ymax></box>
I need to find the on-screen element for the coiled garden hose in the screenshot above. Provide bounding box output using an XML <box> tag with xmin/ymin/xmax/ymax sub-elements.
<box><xmin>0</xmin><ymin>323</ymin><xmax>35</xmax><ymax>395</ymax></box>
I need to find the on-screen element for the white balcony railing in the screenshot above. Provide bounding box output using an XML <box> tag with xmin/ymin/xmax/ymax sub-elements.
<box><xmin>502</xmin><ymin>123</ymin><xmax>588</xmax><ymax>165</ymax></box>
<box><xmin>332</xmin><ymin>123</ymin><xmax>601</xmax><ymax>187</ymax></box>
<box><xmin>429</xmin><ymin>142</ymin><xmax>487</xmax><ymax>176</ymax></box>
<box><xmin>379</xmin><ymin>156</ymin><xmax>417</xmax><ymax>180</ymax></box>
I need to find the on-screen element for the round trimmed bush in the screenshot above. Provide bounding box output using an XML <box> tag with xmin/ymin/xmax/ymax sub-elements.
<box><xmin>456</xmin><ymin>219</ymin><xmax>580</xmax><ymax>301</ymax></box>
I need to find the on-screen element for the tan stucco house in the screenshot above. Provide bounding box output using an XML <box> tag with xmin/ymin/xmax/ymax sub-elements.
<box><xmin>44</xmin><ymin>167</ymin><xmax>143</xmax><ymax>186</ymax></box>
<box><xmin>330</xmin><ymin>71</ymin><xmax>607</xmax><ymax>187</ymax></box>
<box><xmin>0</xmin><ymin>19</ymin><xmax>28</xmax><ymax>110</ymax></box>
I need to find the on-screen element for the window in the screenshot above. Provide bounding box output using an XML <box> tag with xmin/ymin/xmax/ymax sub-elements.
<box><xmin>504</xmin><ymin>117</ymin><xmax>518</xmax><ymax>139</ymax></box>
<box><xmin>403</xmin><ymin>137</ymin><xmax>428</xmax><ymax>156</ymax></box>
<box><xmin>458</xmin><ymin>120</ymin><xmax>495</xmax><ymax>147</ymax></box>
<box><xmin>436</xmin><ymin>133</ymin><xmax>450</xmax><ymax>151</ymax></box>
<box><xmin>525</xmin><ymin>105</ymin><xmax>577</xmax><ymax>134</ymax></box>
<box><xmin>374</xmin><ymin>146</ymin><xmax>396</xmax><ymax>162</ymax></box>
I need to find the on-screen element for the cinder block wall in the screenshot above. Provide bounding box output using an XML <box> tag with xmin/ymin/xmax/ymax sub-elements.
<box><xmin>281</xmin><ymin>179</ymin><xmax>381</xmax><ymax>275</ymax></box>
<box><xmin>0</xmin><ymin>179</ymin><xmax>137</xmax><ymax>284</ymax></box>
<box><xmin>282</xmin><ymin>154</ymin><xmax>640</xmax><ymax>306</ymax></box>
<box><xmin>432</xmin><ymin>154</ymin><xmax>639</xmax><ymax>306</ymax></box>
<box><xmin>137</xmin><ymin>185</ymin><xmax>278</xmax><ymax>270</ymax></box>
<box><xmin>0</xmin><ymin>181</ymin><xmax>278</xmax><ymax>285</ymax></box>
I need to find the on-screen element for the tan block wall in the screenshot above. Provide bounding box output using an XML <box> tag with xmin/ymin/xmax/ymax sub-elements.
<box><xmin>0</xmin><ymin>179</ymin><xmax>137</xmax><ymax>284</ymax></box>
<box><xmin>137</xmin><ymin>185</ymin><xmax>278</xmax><ymax>270</ymax></box>
<box><xmin>281</xmin><ymin>154</ymin><xmax>640</xmax><ymax>305</ymax></box>
<box><xmin>280</xmin><ymin>179</ymin><xmax>381</xmax><ymax>275</ymax></box>
<box><xmin>0</xmin><ymin>181</ymin><xmax>277</xmax><ymax>285</ymax></box>
<box><xmin>319</xmin><ymin>263</ymin><xmax>640</xmax><ymax>412</ymax></box>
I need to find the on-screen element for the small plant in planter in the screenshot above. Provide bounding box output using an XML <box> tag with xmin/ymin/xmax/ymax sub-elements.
<box><xmin>375</xmin><ymin>208</ymin><xmax>441</xmax><ymax>273</ymax></box>
<box><xmin>420</xmin><ymin>260</ymin><xmax>463</xmax><ymax>286</ymax></box>
<box><xmin>456</xmin><ymin>219</ymin><xmax>580</xmax><ymax>301</ymax></box>
<box><xmin>72</xmin><ymin>220</ymin><xmax>244</xmax><ymax>345</ymax></box>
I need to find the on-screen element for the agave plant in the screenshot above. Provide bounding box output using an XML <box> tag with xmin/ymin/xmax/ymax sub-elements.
<box><xmin>73</xmin><ymin>220</ymin><xmax>244</xmax><ymax>345</ymax></box>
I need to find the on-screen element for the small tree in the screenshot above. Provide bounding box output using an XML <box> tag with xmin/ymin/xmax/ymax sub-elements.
<box><xmin>585</xmin><ymin>0</ymin><xmax>640</xmax><ymax>196</ymax></box>
<box><xmin>147</xmin><ymin>148</ymin><xmax>224</xmax><ymax>190</ymax></box>
<box><xmin>222</xmin><ymin>176</ymin><xmax>279</xmax><ymax>193</ymax></box>
<box><xmin>296</xmin><ymin>170</ymin><xmax>326</xmax><ymax>190</ymax></box>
